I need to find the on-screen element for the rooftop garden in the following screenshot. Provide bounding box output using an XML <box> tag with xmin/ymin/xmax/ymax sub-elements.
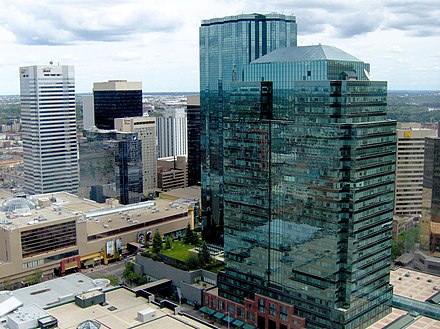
<box><xmin>140</xmin><ymin>224</ymin><xmax>224</xmax><ymax>273</ymax></box>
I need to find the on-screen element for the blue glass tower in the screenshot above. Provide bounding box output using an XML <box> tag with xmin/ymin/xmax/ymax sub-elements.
<box><xmin>200</xmin><ymin>13</ymin><xmax>297</xmax><ymax>242</ymax></box>
<box><xmin>79</xmin><ymin>130</ymin><xmax>143</xmax><ymax>205</ymax></box>
<box><xmin>205</xmin><ymin>45</ymin><xmax>396</xmax><ymax>329</ymax></box>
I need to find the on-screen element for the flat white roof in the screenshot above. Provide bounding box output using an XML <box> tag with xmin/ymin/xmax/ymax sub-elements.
<box><xmin>11</xmin><ymin>273</ymin><xmax>106</xmax><ymax>309</ymax></box>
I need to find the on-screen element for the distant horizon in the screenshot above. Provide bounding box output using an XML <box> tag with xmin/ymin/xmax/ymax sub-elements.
<box><xmin>0</xmin><ymin>89</ymin><xmax>439</xmax><ymax>97</ymax></box>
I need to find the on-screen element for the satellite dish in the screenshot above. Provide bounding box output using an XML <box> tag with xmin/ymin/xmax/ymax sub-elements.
<box><xmin>49</xmin><ymin>61</ymin><xmax>53</xmax><ymax>65</ymax></box>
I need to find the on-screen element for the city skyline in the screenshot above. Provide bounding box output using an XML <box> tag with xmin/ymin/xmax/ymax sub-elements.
<box><xmin>0</xmin><ymin>0</ymin><xmax>438</xmax><ymax>94</ymax></box>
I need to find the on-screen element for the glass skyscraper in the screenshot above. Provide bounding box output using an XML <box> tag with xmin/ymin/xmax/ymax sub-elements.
<box><xmin>415</xmin><ymin>134</ymin><xmax>440</xmax><ymax>275</ymax></box>
<box><xmin>186</xmin><ymin>95</ymin><xmax>201</xmax><ymax>186</ymax></box>
<box><xmin>204</xmin><ymin>45</ymin><xmax>396</xmax><ymax>329</ymax></box>
<box><xmin>78</xmin><ymin>129</ymin><xmax>143</xmax><ymax>205</ymax></box>
<box><xmin>200</xmin><ymin>13</ymin><xmax>297</xmax><ymax>242</ymax></box>
<box><xmin>93</xmin><ymin>80</ymin><xmax>143</xmax><ymax>130</ymax></box>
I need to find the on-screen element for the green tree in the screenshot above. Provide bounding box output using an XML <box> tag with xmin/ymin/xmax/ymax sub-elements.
<box><xmin>184</xmin><ymin>223</ymin><xmax>192</xmax><ymax>244</ymax></box>
<box><xmin>392</xmin><ymin>226</ymin><xmax>421</xmax><ymax>259</ymax></box>
<box><xmin>185</xmin><ymin>253</ymin><xmax>200</xmax><ymax>270</ymax></box>
<box><xmin>199</xmin><ymin>242</ymin><xmax>211</xmax><ymax>264</ymax></box>
<box><xmin>25</xmin><ymin>270</ymin><xmax>43</xmax><ymax>286</ymax></box>
<box><xmin>165</xmin><ymin>236</ymin><xmax>173</xmax><ymax>249</ymax></box>
<box><xmin>152</xmin><ymin>229</ymin><xmax>163</xmax><ymax>254</ymax></box>
<box><xmin>392</xmin><ymin>235</ymin><xmax>405</xmax><ymax>259</ymax></box>
<box><xmin>122</xmin><ymin>262</ymin><xmax>147</xmax><ymax>285</ymax></box>
<box><xmin>190</xmin><ymin>231</ymin><xmax>200</xmax><ymax>245</ymax></box>
<box><xmin>122</xmin><ymin>262</ymin><xmax>136</xmax><ymax>282</ymax></box>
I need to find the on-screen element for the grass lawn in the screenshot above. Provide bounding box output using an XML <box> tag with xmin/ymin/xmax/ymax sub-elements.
<box><xmin>160</xmin><ymin>240</ymin><xmax>197</xmax><ymax>262</ymax></box>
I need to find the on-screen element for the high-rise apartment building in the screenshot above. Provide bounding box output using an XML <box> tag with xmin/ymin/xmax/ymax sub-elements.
<box><xmin>394</xmin><ymin>122</ymin><xmax>436</xmax><ymax>216</ymax></box>
<box><xmin>200</xmin><ymin>13</ymin><xmax>297</xmax><ymax>242</ymax></box>
<box><xmin>115</xmin><ymin>117</ymin><xmax>157</xmax><ymax>198</ymax></box>
<box><xmin>156</xmin><ymin>108</ymin><xmax>187</xmax><ymax>158</ymax></box>
<box><xmin>20</xmin><ymin>65</ymin><xmax>78</xmax><ymax>195</ymax></box>
<box><xmin>204</xmin><ymin>45</ymin><xmax>396</xmax><ymax>329</ymax></box>
<box><xmin>186</xmin><ymin>95</ymin><xmax>201</xmax><ymax>186</ymax></box>
<box><xmin>93</xmin><ymin>80</ymin><xmax>143</xmax><ymax>130</ymax></box>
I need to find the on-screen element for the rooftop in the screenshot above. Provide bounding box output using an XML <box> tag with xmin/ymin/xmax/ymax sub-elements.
<box><xmin>0</xmin><ymin>276</ymin><xmax>212</xmax><ymax>329</ymax></box>
<box><xmin>202</xmin><ymin>13</ymin><xmax>296</xmax><ymax>25</ymax></box>
<box><xmin>0</xmin><ymin>192</ymin><xmax>190</xmax><ymax>235</ymax></box>
<box><xmin>251</xmin><ymin>45</ymin><xmax>363</xmax><ymax>64</ymax></box>
<box><xmin>390</xmin><ymin>268</ymin><xmax>440</xmax><ymax>302</ymax></box>
<box><xmin>85</xmin><ymin>198</ymin><xmax>188</xmax><ymax>236</ymax></box>
<box><xmin>367</xmin><ymin>308</ymin><xmax>440</xmax><ymax>329</ymax></box>
<box><xmin>46</xmin><ymin>288</ymin><xmax>213</xmax><ymax>329</ymax></box>
<box><xmin>8</xmin><ymin>273</ymin><xmax>107</xmax><ymax>309</ymax></box>
<box><xmin>159</xmin><ymin>186</ymin><xmax>201</xmax><ymax>201</ymax></box>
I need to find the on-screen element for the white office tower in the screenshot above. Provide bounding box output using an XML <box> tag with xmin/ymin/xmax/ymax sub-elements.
<box><xmin>20</xmin><ymin>65</ymin><xmax>79</xmax><ymax>194</ymax></box>
<box><xmin>82</xmin><ymin>95</ymin><xmax>94</xmax><ymax>130</ymax></box>
<box><xmin>115</xmin><ymin>117</ymin><xmax>157</xmax><ymax>198</ymax></box>
<box><xmin>395</xmin><ymin>122</ymin><xmax>437</xmax><ymax>215</ymax></box>
<box><xmin>156</xmin><ymin>108</ymin><xmax>187</xmax><ymax>158</ymax></box>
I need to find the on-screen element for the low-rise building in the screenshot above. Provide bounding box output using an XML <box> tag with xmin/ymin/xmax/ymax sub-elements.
<box><xmin>157</xmin><ymin>156</ymin><xmax>188</xmax><ymax>191</ymax></box>
<box><xmin>0</xmin><ymin>192</ymin><xmax>194</xmax><ymax>289</ymax></box>
<box><xmin>0</xmin><ymin>273</ymin><xmax>214</xmax><ymax>329</ymax></box>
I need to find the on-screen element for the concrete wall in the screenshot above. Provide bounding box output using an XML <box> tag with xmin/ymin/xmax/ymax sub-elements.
<box><xmin>414</xmin><ymin>251</ymin><xmax>440</xmax><ymax>275</ymax></box>
<box><xmin>135</xmin><ymin>254</ymin><xmax>217</xmax><ymax>305</ymax></box>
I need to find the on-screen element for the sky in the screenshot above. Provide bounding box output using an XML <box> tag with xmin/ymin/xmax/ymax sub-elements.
<box><xmin>0</xmin><ymin>0</ymin><xmax>439</xmax><ymax>94</ymax></box>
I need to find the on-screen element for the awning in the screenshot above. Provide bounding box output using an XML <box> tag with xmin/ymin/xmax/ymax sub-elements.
<box><xmin>232</xmin><ymin>319</ymin><xmax>244</xmax><ymax>327</ymax></box>
<box><xmin>243</xmin><ymin>324</ymin><xmax>256</xmax><ymax>329</ymax></box>
<box><xmin>64</xmin><ymin>261</ymin><xmax>78</xmax><ymax>270</ymax></box>
<box><xmin>200</xmin><ymin>306</ymin><xmax>215</xmax><ymax>315</ymax></box>
<box><xmin>80</xmin><ymin>252</ymin><xmax>101</xmax><ymax>262</ymax></box>
<box><xmin>223</xmin><ymin>315</ymin><xmax>234</xmax><ymax>323</ymax></box>
<box><xmin>214</xmin><ymin>312</ymin><xmax>225</xmax><ymax>320</ymax></box>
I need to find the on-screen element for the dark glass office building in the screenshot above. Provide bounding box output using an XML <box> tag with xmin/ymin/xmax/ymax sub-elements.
<box><xmin>204</xmin><ymin>46</ymin><xmax>396</xmax><ymax>329</ymax></box>
<box><xmin>79</xmin><ymin>129</ymin><xmax>143</xmax><ymax>205</ymax></box>
<box><xmin>93</xmin><ymin>80</ymin><xmax>143</xmax><ymax>130</ymax></box>
<box><xmin>200</xmin><ymin>13</ymin><xmax>297</xmax><ymax>242</ymax></box>
<box><xmin>417</xmin><ymin>134</ymin><xmax>440</xmax><ymax>272</ymax></box>
<box><xmin>186</xmin><ymin>95</ymin><xmax>201</xmax><ymax>186</ymax></box>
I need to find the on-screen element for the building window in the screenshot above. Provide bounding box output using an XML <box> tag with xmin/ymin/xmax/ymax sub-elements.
<box><xmin>21</xmin><ymin>221</ymin><xmax>76</xmax><ymax>258</ymax></box>
<box><xmin>228</xmin><ymin>304</ymin><xmax>235</xmax><ymax>315</ymax></box>
<box><xmin>212</xmin><ymin>298</ymin><xmax>217</xmax><ymax>308</ymax></box>
<box><xmin>280</xmin><ymin>306</ymin><xmax>288</xmax><ymax>321</ymax></box>
<box><xmin>204</xmin><ymin>295</ymin><xmax>209</xmax><ymax>305</ymax></box>
<box><xmin>258</xmin><ymin>299</ymin><xmax>265</xmax><ymax>313</ymax></box>
<box><xmin>237</xmin><ymin>308</ymin><xmax>243</xmax><ymax>317</ymax></box>
<box><xmin>219</xmin><ymin>300</ymin><xmax>225</xmax><ymax>310</ymax></box>
<box><xmin>269</xmin><ymin>303</ymin><xmax>276</xmax><ymax>316</ymax></box>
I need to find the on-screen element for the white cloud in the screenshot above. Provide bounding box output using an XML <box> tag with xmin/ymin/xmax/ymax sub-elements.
<box><xmin>115</xmin><ymin>50</ymin><xmax>142</xmax><ymax>61</ymax></box>
<box><xmin>0</xmin><ymin>0</ymin><xmax>439</xmax><ymax>93</ymax></box>
<box><xmin>389</xmin><ymin>46</ymin><xmax>404</xmax><ymax>53</ymax></box>
<box><xmin>0</xmin><ymin>1</ymin><xmax>183</xmax><ymax>45</ymax></box>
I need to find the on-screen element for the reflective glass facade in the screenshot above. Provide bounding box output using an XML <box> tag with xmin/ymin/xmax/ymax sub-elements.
<box><xmin>186</xmin><ymin>96</ymin><xmax>201</xmax><ymax>186</ymax></box>
<box><xmin>420</xmin><ymin>137</ymin><xmax>440</xmax><ymax>254</ymax></box>
<box><xmin>200</xmin><ymin>13</ymin><xmax>297</xmax><ymax>242</ymax></box>
<box><xmin>219</xmin><ymin>50</ymin><xmax>396</xmax><ymax>328</ymax></box>
<box><xmin>79</xmin><ymin>130</ymin><xmax>143</xmax><ymax>205</ymax></box>
<box><xmin>94</xmin><ymin>90</ymin><xmax>143</xmax><ymax>130</ymax></box>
